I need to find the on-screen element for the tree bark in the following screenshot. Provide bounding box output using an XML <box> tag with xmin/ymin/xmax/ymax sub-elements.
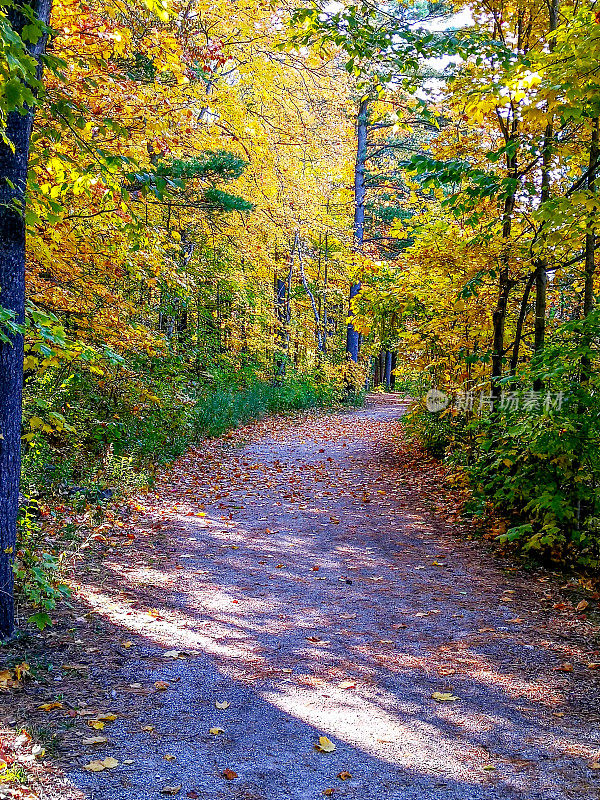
<box><xmin>346</xmin><ymin>98</ymin><xmax>368</xmax><ymax>363</ymax></box>
<box><xmin>532</xmin><ymin>0</ymin><xmax>559</xmax><ymax>390</ymax></box>
<box><xmin>384</xmin><ymin>350</ymin><xmax>392</xmax><ymax>390</ymax></box>
<box><xmin>583</xmin><ymin>117</ymin><xmax>599</xmax><ymax>322</ymax></box>
<box><xmin>491</xmin><ymin>149</ymin><xmax>517</xmax><ymax>403</ymax></box>
<box><xmin>0</xmin><ymin>0</ymin><xmax>53</xmax><ymax>638</ymax></box>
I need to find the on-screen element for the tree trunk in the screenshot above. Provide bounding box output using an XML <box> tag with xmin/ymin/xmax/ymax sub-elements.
<box><xmin>384</xmin><ymin>350</ymin><xmax>392</xmax><ymax>390</ymax></box>
<box><xmin>491</xmin><ymin>149</ymin><xmax>517</xmax><ymax>403</ymax></box>
<box><xmin>0</xmin><ymin>0</ymin><xmax>53</xmax><ymax>638</ymax></box>
<box><xmin>583</xmin><ymin>117</ymin><xmax>599</xmax><ymax>322</ymax></box>
<box><xmin>532</xmin><ymin>0</ymin><xmax>558</xmax><ymax>391</ymax></box>
<box><xmin>346</xmin><ymin>98</ymin><xmax>368</xmax><ymax>363</ymax></box>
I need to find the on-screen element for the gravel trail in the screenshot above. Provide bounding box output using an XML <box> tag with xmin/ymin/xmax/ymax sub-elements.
<box><xmin>64</xmin><ymin>398</ymin><xmax>600</xmax><ymax>800</ymax></box>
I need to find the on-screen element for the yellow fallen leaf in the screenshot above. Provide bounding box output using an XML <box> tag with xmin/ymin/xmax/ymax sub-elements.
<box><xmin>96</xmin><ymin>713</ymin><xmax>117</xmax><ymax>722</ymax></box>
<box><xmin>161</xmin><ymin>787</ymin><xmax>182</xmax><ymax>796</ymax></box>
<box><xmin>89</xmin><ymin>721</ymin><xmax>105</xmax><ymax>730</ymax></box>
<box><xmin>0</xmin><ymin>669</ymin><xmax>12</xmax><ymax>689</ymax></box>
<box><xmin>83</xmin><ymin>736</ymin><xmax>108</xmax><ymax>745</ymax></box>
<box><xmin>215</xmin><ymin>701</ymin><xmax>230</xmax><ymax>710</ymax></box>
<box><xmin>324</xmin><ymin>790</ymin><xmax>334</xmax><ymax>796</ymax></box>
<box><xmin>576</xmin><ymin>600</ymin><xmax>589</xmax><ymax>612</ymax></box>
<box><xmin>315</xmin><ymin>735</ymin><xmax>336</xmax><ymax>753</ymax></box>
<box><xmin>338</xmin><ymin>771</ymin><xmax>352</xmax><ymax>780</ymax></box>
<box><xmin>102</xmin><ymin>757</ymin><xmax>119</xmax><ymax>769</ymax></box>
<box><xmin>210</xmin><ymin>727</ymin><xmax>225</xmax><ymax>735</ymax></box>
<box><xmin>483</xmin><ymin>765</ymin><xmax>496</xmax><ymax>771</ymax></box>
<box><xmin>122</xmin><ymin>641</ymin><xmax>133</xmax><ymax>648</ymax></box>
<box><xmin>556</xmin><ymin>663</ymin><xmax>573</xmax><ymax>673</ymax></box>
<box><xmin>142</xmin><ymin>725</ymin><xmax>155</xmax><ymax>732</ymax></box>
<box><xmin>84</xmin><ymin>760</ymin><xmax>106</xmax><ymax>772</ymax></box>
<box><xmin>590</xmin><ymin>762</ymin><xmax>600</xmax><ymax>770</ymax></box>
<box><xmin>14</xmin><ymin>662</ymin><xmax>31</xmax><ymax>681</ymax></box>
<box><xmin>155</xmin><ymin>681</ymin><xmax>170</xmax><ymax>690</ymax></box>
<box><xmin>164</xmin><ymin>754</ymin><xmax>176</xmax><ymax>761</ymax></box>
<box><xmin>38</xmin><ymin>701</ymin><xmax>63</xmax><ymax>712</ymax></box>
<box><xmin>432</xmin><ymin>692</ymin><xmax>458</xmax><ymax>702</ymax></box>
<box><xmin>338</xmin><ymin>681</ymin><xmax>356</xmax><ymax>690</ymax></box>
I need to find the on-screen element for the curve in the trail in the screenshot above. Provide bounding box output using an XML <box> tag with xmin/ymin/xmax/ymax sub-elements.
<box><xmin>67</xmin><ymin>400</ymin><xmax>600</xmax><ymax>800</ymax></box>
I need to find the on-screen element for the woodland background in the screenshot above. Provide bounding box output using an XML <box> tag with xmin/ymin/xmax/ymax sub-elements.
<box><xmin>2</xmin><ymin>0</ymin><xmax>600</xmax><ymax>630</ymax></box>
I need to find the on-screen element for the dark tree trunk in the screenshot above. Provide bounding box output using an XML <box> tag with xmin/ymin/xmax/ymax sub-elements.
<box><xmin>491</xmin><ymin>148</ymin><xmax>517</xmax><ymax>403</ymax></box>
<box><xmin>391</xmin><ymin>351</ymin><xmax>397</xmax><ymax>390</ymax></box>
<box><xmin>384</xmin><ymin>350</ymin><xmax>392</xmax><ymax>390</ymax></box>
<box><xmin>0</xmin><ymin>0</ymin><xmax>53</xmax><ymax>638</ymax></box>
<box><xmin>346</xmin><ymin>98</ymin><xmax>368</xmax><ymax>363</ymax></box>
<box><xmin>532</xmin><ymin>0</ymin><xmax>558</xmax><ymax>392</ymax></box>
<box><xmin>583</xmin><ymin>117</ymin><xmax>599</xmax><ymax>322</ymax></box>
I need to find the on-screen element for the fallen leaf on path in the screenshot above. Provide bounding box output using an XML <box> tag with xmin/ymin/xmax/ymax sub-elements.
<box><xmin>164</xmin><ymin>754</ymin><xmax>176</xmax><ymax>761</ymax></box>
<box><xmin>84</xmin><ymin>757</ymin><xmax>119</xmax><ymax>772</ymax></box>
<box><xmin>142</xmin><ymin>725</ymin><xmax>155</xmax><ymax>732</ymax></box>
<box><xmin>576</xmin><ymin>600</ymin><xmax>589</xmax><ymax>612</ymax></box>
<box><xmin>161</xmin><ymin>786</ymin><xmax>181</xmax><ymax>795</ymax></box>
<box><xmin>89</xmin><ymin>721</ymin><xmax>105</xmax><ymax>730</ymax></box>
<box><xmin>315</xmin><ymin>736</ymin><xmax>336</xmax><ymax>753</ymax></box>
<box><xmin>432</xmin><ymin>692</ymin><xmax>458</xmax><ymax>702</ymax></box>
<box><xmin>164</xmin><ymin>650</ymin><xmax>188</xmax><ymax>659</ymax></box>
<box><xmin>215</xmin><ymin>701</ymin><xmax>230</xmax><ymax>710</ymax></box>
<box><xmin>82</xmin><ymin>737</ymin><xmax>108</xmax><ymax>745</ymax></box>
<box><xmin>556</xmin><ymin>663</ymin><xmax>573</xmax><ymax>673</ymax></box>
<box><xmin>96</xmin><ymin>713</ymin><xmax>117</xmax><ymax>721</ymax></box>
<box><xmin>155</xmin><ymin>681</ymin><xmax>170</xmax><ymax>690</ymax></box>
<box><xmin>590</xmin><ymin>762</ymin><xmax>600</xmax><ymax>770</ymax></box>
<box><xmin>338</xmin><ymin>771</ymin><xmax>352</xmax><ymax>780</ymax></box>
<box><xmin>221</xmin><ymin>768</ymin><xmax>238</xmax><ymax>780</ymax></box>
<box><xmin>210</xmin><ymin>728</ymin><xmax>225</xmax><ymax>735</ymax></box>
<box><xmin>338</xmin><ymin>681</ymin><xmax>356</xmax><ymax>690</ymax></box>
<box><xmin>324</xmin><ymin>790</ymin><xmax>334</xmax><ymax>797</ymax></box>
<box><xmin>38</xmin><ymin>702</ymin><xmax>63</xmax><ymax>712</ymax></box>
<box><xmin>84</xmin><ymin>760</ymin><xmax>106</xmax><ymax>772</ymax></box>
<box><xmin>186</xmin><ymin>792</ymin><xmax>200</xmax><ymax>799</ymax></box>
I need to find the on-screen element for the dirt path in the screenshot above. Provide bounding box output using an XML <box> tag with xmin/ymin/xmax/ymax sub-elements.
<box><xmin>9</xmin><ymin>399</ymin><xmax>600</xmax><ymax>799</ymax></box>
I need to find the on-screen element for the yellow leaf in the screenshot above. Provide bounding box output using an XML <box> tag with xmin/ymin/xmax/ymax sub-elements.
<box><xmin>142</xmin><ymin>725</ymin><xmax>155</xmax><ymax>732</ymax></box>
<box><xmin>155</xmin><ymin>681</ymin><xmax>170</xmax><ymax>690</ymax></box>
<box><xmin>38</xmin><ymin>701</ymin><xmax>63</xmax><ymax>711</ymax></box>
<box><xmin>96</xmin><ymin>713</ymin><xmax>118</xmax><ymax>721</ymax></box>
<box><xmin>315</xmin><ymin>735</ymin><xmax>336</xmax><ymax>753</ymax></box>
<box><xmin>102</xmin><ymin>757</ymin><xmax>119</xmax><ymax>769</ymax></box>
<box><xmin>209</xmin><ymin>727</ymin><xmax>225</xmax><ymax>735</ymax></box>
<box><xmin>432</xmin><ymin>692</ymin><xmax>458</xmax><ymax>702</ymax></box>
<box><xmin>84</xmin><ymin>760</ymin><xmax>106</xmax><ymax>772</ymax></box>
<box><xmin>161</xmin><ymin>787</ymin><xmax>182</xmax><ymax>796</ymax></box>
<box><xmin>215</xmin><ymin>701</ymin><xmax>230</xmax><ymax>709</ymax></box>
<box><xmin>89</xmin><ymin>721</ymin><xmax>105</xmax><ymax>730</ymax></box>
<box><xmin>83</xmin><ymin>736</ymin><xmax>108</xmax><ymax>745</ymax></box>
<box><xmin>164</xmin><ymin>754</ymin><xmax>176</xmax><ymax>761</ymax></box>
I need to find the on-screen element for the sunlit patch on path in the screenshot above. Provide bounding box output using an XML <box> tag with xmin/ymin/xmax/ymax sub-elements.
<box><xmin>66</xmin><ymin>399</ymin><xmax>600</xmax><ymax>799</ymax></box>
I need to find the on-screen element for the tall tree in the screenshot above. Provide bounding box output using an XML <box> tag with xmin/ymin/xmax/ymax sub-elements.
<box><xmin>346</xmin><ymin>97</ymin><xmax>368</xmax><ymax>363</ymax></box>
<box><xmin>0</xmin><ymin>0</ymin><xmax>52</xmax><ymax>637</ymax></box>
